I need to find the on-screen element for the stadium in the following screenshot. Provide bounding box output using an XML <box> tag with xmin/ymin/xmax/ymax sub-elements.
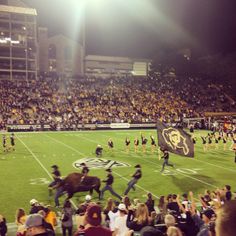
<box><xmin>0</xmin><ymin>1</ymin><xmax>236</xmax><ymax>236</ymax></box>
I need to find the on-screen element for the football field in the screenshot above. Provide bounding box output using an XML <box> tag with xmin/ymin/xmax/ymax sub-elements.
<box><xmin>0</xmin><ymin>129</ymin><xmax>235</xmax><ymax>222</ymax></box>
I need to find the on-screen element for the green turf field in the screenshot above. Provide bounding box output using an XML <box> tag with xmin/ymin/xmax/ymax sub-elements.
<box><xmin>0</xmin><ymin>129</ymin><xmax>235</xmax><ymax>222</ymax></box>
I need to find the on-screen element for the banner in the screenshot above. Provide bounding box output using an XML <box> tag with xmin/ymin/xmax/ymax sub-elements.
<box><xmin>157</xmin><ymin>121</ymin><xmax>194</xmax><ymax>157</ymax></box>
<box><xmin>110</xmin><ymin>123</ymin><xmax>130</xmax><ymax>129</ymax></box>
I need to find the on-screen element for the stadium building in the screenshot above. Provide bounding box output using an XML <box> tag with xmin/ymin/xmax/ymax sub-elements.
<box><xmin>38</xmin><ymin>30</ymin><xmax>85</xmax><ymax>77</ymax></box>
<box><xmin>85</xmin><ymin>55</ymin><xmax>151</xmax><ymax>78</ymax></box>
<box><xmin>0</xmin><ymin>0</ymin><xmax>37</xmax><ymax>80</ymax></box>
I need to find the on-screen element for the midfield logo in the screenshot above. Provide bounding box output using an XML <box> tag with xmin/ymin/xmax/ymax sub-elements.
<box><xmin>73</xmin><ymin>158</ymin><xmax>130</xmax><ymax>170</ymax></box>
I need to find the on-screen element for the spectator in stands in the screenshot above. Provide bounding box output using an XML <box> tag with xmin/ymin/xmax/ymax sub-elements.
<box><xmin>0</xmin><ymin>215</ymin><xmax>7</xmax><ymax>236</ymax></box>
<box><xmin>126</xmin><ymin>203</ymin><xmax>151</xmax><ymax>233</ymax></box>
<box><xmin>191</xmin><ymin>208</ymin><xmax>215</xmax><ymax>236</ymax></box>
<box><xmin>113</xmin><ymin>203</ymin><xmax>129</xmax><ymax>236</ymax></box>
<box><xmin>164</xmin><ymin>214</ymin><xmax>176</xmax><ymax>228</ymax></box>
<box><xmin>25</xmin><ymin>214</ymin><xmax>50</xmax><ymax>236</ymax></box>
<box><xmin>224</xmin><ymin>185</ymin><xmax>232</xmax><ymax>201</ymax></box>
<box><xmin>84</xmin><ymin>195</ymin><xmax>92</xmax><ymax>205</ymax></box>
<box><xmin>145</xmin><ymin>193</ymin><xmax>155</xmax><ymax>216</ymax></box>
<box><xmin>140</xmin><ymin>226</ymin><xmax>163</xmax><ymax>236</ymax></box>
<box><xmin>107</xmin><ymin>204</ymin><xmax>119</xmax><ymax>232</ymax></box>
<box><xmin>103</xmin><ymin>198</ymin><xmax>117</xmax><ymax>229</ymax></box>
<box><xmin>0</xmin><ymin>76</ymin><xmax>233</xmax><ymax>127</ymax></box>
<box><xmin>60</xmin><ymin>200</ymin><xmax>74</xmax><ymax>236</ymax></box>
<box><xmin>167</xmin><ymin>194</ymin><xmax>180</xmax><ymax>216</ymax></box>
<box><xmin>182</xmin><ymin>193</ymin><xmax>191</xmax><ymax>211</ymax></box>
<box><xmin>122</xmin><ymin>196</ymin><xmax>132</xmax><ymax>211</ymax></box>
<box><xmin>156</xmin><ymin>196</ymin><xmax>167</xmax><ymax>224</ymax></box>
<box><xmin>38</xmin><ymin>210</ymin><xmax>55</xmax><ymax>236</ymax></box>
<box><xmin>74</xmin><ymin>203</ymin><xmax>112</xmax><ymax>236</ymax></box>
<box><xmin>167</xmin><ymin>226</ymin><xmax>183</xmax><ymax>236</ymax></box>
<box><xmin>215</xmin><ymin>200</ymin><xmax>236</xmax><ymax>236</ymax></box>
<box><xmin>75</xmin><ymin>204</ymin><xmax>87</xmax><ymax>231</ymax></box>
<box><xmin>29</xmin><ymin>199</ymin><xmax>41</xmax><ymax>214</ymax></box>
<box><xmin>44</xmin><ymin>206</ymin><xmax>57</xmax><ymax>230</ymax></box>
<box><xmin>15</xmin><ymin>208</ymin><xmax>27</xmax><ymax>236</ymax></box>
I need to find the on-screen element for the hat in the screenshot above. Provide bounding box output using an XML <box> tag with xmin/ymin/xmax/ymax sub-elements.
<box><xmin>25</xmin><ymin>214</ymin><xmax>43</xmax><ymax>228</ymax></box>
<box><xmin>135</xmin><ymin>164</ymin><xmax>141</xmax><ymax>168</ymax></box>
<box><xmin>118</xmin><ymin>203</ymin><xmax>126</xmax><ymax>211</ymax></box>
<box><xmin>106</xmin><ymin>168</ymin><xmax>112</xmax><ymax>172</ymax></box>
<box><xmin>203</xmin><ymin>209</ymin><xmax>215</xmax><ymax>219</ymax></box>
<box><xmin>30</xmin><ymin>199</ymin><xmax>38</xmax><ymax>206</ymax></box>
<box><xmin>51</xmin><ymin>165</ymin><xmax>58</xmax><ymax>169</ymax></box>
<box><xmin>85</xmin><ymin>195</ymin><xmax>91</xmax><ymax>201</ymax></box>
<box><xmin>86</xmin><ymin>204</ymin><xmax>102</xmax><ymax>226</ymax></box>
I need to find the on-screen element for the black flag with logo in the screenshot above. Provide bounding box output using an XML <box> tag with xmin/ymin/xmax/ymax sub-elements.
<box><xmin>157</xmin><ymin>121</ymin><xmax>194</xmax><ymax>157</ymax></box>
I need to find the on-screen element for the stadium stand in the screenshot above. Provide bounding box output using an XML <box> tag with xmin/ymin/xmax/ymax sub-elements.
<box><xmin>0</xmin><ymin>75</ymin><xmax>235</xmax><ymax>131</ymax></box>
<box><xmin>2</xmin><ymin>185</ymin><xmax>235</xmax><ymax>236</ymax></box>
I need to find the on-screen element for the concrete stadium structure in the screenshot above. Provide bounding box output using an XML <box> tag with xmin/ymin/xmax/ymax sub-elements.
<box><xmin>0</xmin><ymin>0</ymin><xmax>37</xmax><ymax>80</ymax></box>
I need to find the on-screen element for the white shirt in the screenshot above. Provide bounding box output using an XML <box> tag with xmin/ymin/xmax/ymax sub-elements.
<box><xmin>108</xmin><ymin>210</ymin><xmax>119</xmax><ymax>231</ymax></box>
<box><xmin>114</xmin><ymin>214</ymin><xmax>129</xmax><ymax>236</ymax></box>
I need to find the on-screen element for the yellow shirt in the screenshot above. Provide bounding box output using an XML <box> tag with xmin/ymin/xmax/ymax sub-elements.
<box><xmin>45</xmin><ymin>211</ymin><xmax>57</xmax><ymax>229</ymax></box>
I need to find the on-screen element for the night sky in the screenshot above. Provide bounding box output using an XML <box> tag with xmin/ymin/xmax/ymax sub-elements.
<box><xmin>22</xmin><ymin>0</ymin><xmax>236</xmax><ymax>57</ymax></box>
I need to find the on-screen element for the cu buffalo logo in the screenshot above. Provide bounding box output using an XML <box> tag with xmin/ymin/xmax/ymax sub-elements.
<box><xmin>162</xmin><ymin>128</ymin><xmax>189</xmax><ymax>155</ymax></box>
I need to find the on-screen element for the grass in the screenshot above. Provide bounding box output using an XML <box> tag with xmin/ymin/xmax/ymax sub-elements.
<box><xmin>0</xmin><ymin>129</ymin><xmax>235</xmax><ymax>224</ymax></box>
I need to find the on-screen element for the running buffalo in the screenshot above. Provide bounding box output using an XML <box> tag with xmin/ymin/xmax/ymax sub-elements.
<box><xmin>58</xmin><ymin>172</ymin><xmax>101</xmax><ymax>199</ymax></box>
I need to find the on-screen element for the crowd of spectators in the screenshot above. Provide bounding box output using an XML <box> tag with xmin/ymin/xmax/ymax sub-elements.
<box><xmin>0</xmin><ymin>76</ymin><xmax>235</xmax><ymax>130</ymax></box>
<box><xmin>1</xmin><ymin>185</ymin><xmax>236</xmax><ymax>236</ymax></box>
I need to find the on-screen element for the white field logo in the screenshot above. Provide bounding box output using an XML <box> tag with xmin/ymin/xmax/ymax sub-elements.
<box><xmin>73</xmin><ymin>158</ymin><xmax>130</xmax><ymax>170</ymax></box>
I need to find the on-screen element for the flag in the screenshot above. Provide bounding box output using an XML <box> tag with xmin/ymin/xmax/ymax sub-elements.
<box><xmin>157</xmin><ymin>121</ymin><xmax>194</xmax><ymax>157</ymax></box>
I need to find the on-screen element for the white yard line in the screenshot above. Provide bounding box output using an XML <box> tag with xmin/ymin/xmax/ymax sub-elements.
<box><xmin>16</xmin><ymin>134</ymin><xmax>77</xmax><ymax>208</ymax></box>
<box><xmin>17</xmin><ymin>135</ymin><xmax>52</xmax><ymax>178</ymax></box>
<box><xmin>44</xmin><ymin>134</ymin><xmax>160</xmax><ymax>199</ymax></box>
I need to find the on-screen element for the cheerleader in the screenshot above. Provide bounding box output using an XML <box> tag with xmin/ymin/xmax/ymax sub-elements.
<box><xmin>231</xmin><ymin>134</ymin><xmax>236</xmax><ymax>151</ymax></box>
<box><xmin>134</xmin><ymin>137</ymin><xmax>139</xmax><ymax>153</ymax></box>
<box><xmin>125</xmin><ymin>137</ymin><xmax>131</xmax><ymax>153</ymax></box>
<box><xmin>192</xmin><ymin>135</ymin><xmax>197</xmax><ymax>145</ymax></box>
<box><xmin>207</xmin><ymin>134</ymin><xmax>213</xmax><ymax>149</ymax></box>
<box><xmin>141</xmin><ymin>133</ymin><xmax>148</xmax><ymax>153</ymax></box>
<box><xmin>222</xmin><ymin>134</ymin><xmax>227</xmax><ymax>151</ymax></box>
<box><xmin>150</xmin><ymin>135</ymin><xmax>156</xmax><ymax>153</ymax></box>
<box><xmin>214</xmin><ymin>134</ymin><xmax>219</xmax><ymax>150</ymax></box>
<box><xmin>2</xmin><ymin>134</ymin><xmax>7</xmax><ymax>152</ymax></box>
<box><xmin>201</xmin><ymin>136</ymin><xmax>207</xmax><ymax>152</ymax></box>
